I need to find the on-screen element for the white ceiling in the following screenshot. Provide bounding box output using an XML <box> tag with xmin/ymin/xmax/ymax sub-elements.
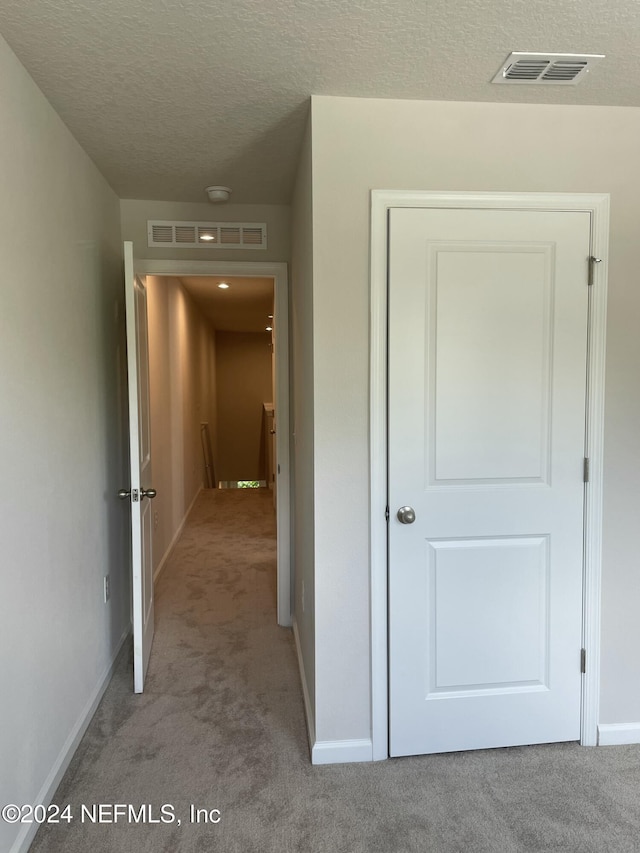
<box><xmin>1</xmin><ymin>0</ymin><xmax>637</xmax><ymax>204</ymax></box>
<box><xmin>179</xmin><ymin>276</ymin><xmax>274</xmax><ymax>333</ymax></box>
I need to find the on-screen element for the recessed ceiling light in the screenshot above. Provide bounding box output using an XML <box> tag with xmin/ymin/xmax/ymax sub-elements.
<box><xmin>266</xmin><ymin>326</ymin><xmax>273</xmax><ymax>332</ymax></box>
<box><xmin>199</xmin><ymin>233</ymin><xmax>215</xmax><ymax>241</ymax></box>
<box><xmin>268</xmin><ymin>315</ymin><xmax>273</xmax><ymax>319</ymax></box>
<box><xmin>218</xmin><ymin>282</ymin><xmax>230</xmax><ymax>289</ymax></box>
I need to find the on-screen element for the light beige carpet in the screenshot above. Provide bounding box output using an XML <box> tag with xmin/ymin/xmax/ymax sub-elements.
<box><xmin>30</xmin><ymin>489</ymin><xmax>640</xmax><ymax>852</ymax></box>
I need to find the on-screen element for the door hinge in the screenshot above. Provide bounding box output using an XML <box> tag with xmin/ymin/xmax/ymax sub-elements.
<box><xmin>588</xmin><ymin>256</ymin><xmax>602</xmax><ymax>286</ymax></box>
<box><xmin>581</xmin><ymin>648</ymin><xmax>586</xmax><ymax>674</ymax></box>
<box><xmin>385</xmin><ymin>506</ymin><xmax>390</xmax><ymax>522</ymax></box>
<box><xmin>583</xmin><ymin>457</ymin><xmax>590</xmax><ymax>483</ymax></box>
<box><xmin>132</xmin><ymin>488</ymin><xmax>139</xmax><ymax>502</ymax></box>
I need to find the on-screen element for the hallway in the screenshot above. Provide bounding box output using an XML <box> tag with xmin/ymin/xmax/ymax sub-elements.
<box><xmin>30</xmin><ymin>488</ymin><xmax>307</xmax><ymax>852</ymax></box>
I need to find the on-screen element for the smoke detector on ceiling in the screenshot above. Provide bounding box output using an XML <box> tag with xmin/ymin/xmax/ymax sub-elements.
<box><xmin>205</xmin><ymin>185</ymin><xmax>232</xmax><ymax>203</ymax></box>
<box><xmin>492</xmin><ymin>52</ymin><xmax>604</xmax><ymax>85</ymax></box>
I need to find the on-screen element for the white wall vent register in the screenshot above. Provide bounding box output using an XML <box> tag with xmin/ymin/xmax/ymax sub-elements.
<box><xmin>147</xmin><ymin>220</ymin><xmax>267</xmax><ymax>249</ymax></box>
<box><xmin>492</xmin><ymin>52</ymin><xmax>604</xmax><ymax>85</ymax></box>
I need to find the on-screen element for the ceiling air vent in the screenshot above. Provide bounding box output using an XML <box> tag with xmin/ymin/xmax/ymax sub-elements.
<box><xmin>492</xmin><ymin>52</ymin><xmax>604</xmax><ymax>85</ymax></box>
<box><xmin>148</xmin><ymin>221</ymin><xmax>267</xmax><ymax>250</ymax></box>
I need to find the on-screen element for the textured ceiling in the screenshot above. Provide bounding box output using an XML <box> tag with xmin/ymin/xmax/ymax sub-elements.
<box><xmin>1</xmin><ymin>0</ymin><xmax>638</xmax><ymax>203</ymax></box>
<box><xmin>179</xmin><ymin>276</ymin><xmax>274</xmax><ymax>333</ymax></box>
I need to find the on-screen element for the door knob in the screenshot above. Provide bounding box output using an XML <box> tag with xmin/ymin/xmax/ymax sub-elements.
<box><xmin>397</xmin><ymin>506</ymin><xmax>416</xmax><ymax>524</ymax></box>
<box><xmin>118</xmin><ymin>487</ymin><xmax>156</xmax><ymax>501</ymax></box>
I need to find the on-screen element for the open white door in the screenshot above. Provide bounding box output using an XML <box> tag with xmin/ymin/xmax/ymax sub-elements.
<box><xmin>122</xmin><ymin>241</ymin><xmax>155</xmax><ymax>693</ymax></box>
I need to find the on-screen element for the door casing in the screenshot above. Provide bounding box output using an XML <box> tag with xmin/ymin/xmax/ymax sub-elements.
<box><xmin>370</xmin><ymin>191</ymin><xmax>609</xmax><ymax>760</ymax></box>
<box><xmin>135</xmin><ymin>258</ymin><xmax>292</xmax><ymax>627</ymax></box>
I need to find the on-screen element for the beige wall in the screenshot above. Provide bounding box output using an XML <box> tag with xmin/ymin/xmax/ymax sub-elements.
<box><xmin>215</xmin><ymin>332</ymin><xmax>273</xmax><ymax>482</ymax></box>
<box><xmin>120</xmin><ymin>199</ymin><xmax>291</xmax><ymax>263</ymax></box>
<box><xmin>306</xmin><ymin>94</ymin><xmax>640</xmax><ymax>743</ymax></box>
<box><xmin>146</xmin><ymin>276</ymin><xmax>217</xmax><ymax>575</ymax></box>
<box><xmin>290</xmin><ymin>116</ymin><xmax>316</xmax><ymax>722</ymax></box>
<box><xmin>0</xmin><ymin>33</ymin><xmax>126</xmax><ymax>853</ymax></box>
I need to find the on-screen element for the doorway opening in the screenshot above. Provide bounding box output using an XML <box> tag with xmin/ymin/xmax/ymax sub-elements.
<box><xmin>136</xmin><ymin>259</ymin><xmax>291</xmax><ymax>628</ymax></box>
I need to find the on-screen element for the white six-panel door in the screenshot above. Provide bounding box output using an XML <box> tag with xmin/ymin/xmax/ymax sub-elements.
<box><xmin>388</xmin><ymin>207</ymin><xmax>590</xmax><ymax>756</ymax></box>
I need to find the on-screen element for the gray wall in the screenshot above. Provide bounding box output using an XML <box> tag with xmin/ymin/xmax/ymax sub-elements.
<box><xmin>290</xmin><ymin>117</ymin><xmax>316</xmax><ymax>726</ymax></box>
<box><xmin>0</xmin><ymin>32</ymin><xmax>127</xmax><ymax>853</ymax></box>
<box><xmin>146</xmin><ymin>276</ymin><xmax>217</xmax><ymax>576</ymax></box>
<box><xmin>306</xmin><ymin>94</ymin><xmax>640</xmax><ymax>743</ymax></box>
<box><xmin>215</xmin><ymin>331</ymin><xmax>273</xmax><ymax>482</ymax></box>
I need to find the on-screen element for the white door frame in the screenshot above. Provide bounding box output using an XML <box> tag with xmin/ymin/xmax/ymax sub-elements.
<box><xmin>370</xmin><ymin>191</ymin><xmax>609</xmax><ymax>760</ymax></box>
<box><xmin>135</xmin><ymin>258</ymin><xmax>292</xmax><ymax>628</ymax></box>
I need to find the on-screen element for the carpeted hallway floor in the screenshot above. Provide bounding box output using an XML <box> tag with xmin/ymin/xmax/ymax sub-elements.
<box><xmin>31</xmin><ymin>489</ymin><xmax>640</xmax><ymax>852</ymax></box>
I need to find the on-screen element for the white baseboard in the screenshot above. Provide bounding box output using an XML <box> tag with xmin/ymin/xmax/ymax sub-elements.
<box><xmin>293</xmin><ymin>619</ymin><xmax>315</xmax><ymax>757</ymax></box>
<box><xmin>598</xmin><ymin>722</ymin><xmax>640</xmax><ymax>746</ymax></box>
<box><xmin>292</xmin><ymin>620</ymin><xmax>374</xmax><ymax>765</ymax></box>
<box><xmin>154</xmin><ymin>486</ymin><xmax>203</xmax><ymax>583</ymax></box>
<box><xmin>312</xmin><ymin>738</ymin><xmax>374</xmax><ymax>765</ymax></box>
<box><xmin>10</xmin><ymin>625</ymin><xmax>131</xmax><ymax>853</ymax></box>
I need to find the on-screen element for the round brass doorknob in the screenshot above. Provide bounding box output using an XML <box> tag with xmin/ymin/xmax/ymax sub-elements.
<box><xmin>397</xmin><ymin>506</ymin><xmax>416</xmax><ymax>524</ymax></box>
<box><xmin>141</xmin><ymin>488</ymin><xmax>157</xmax><ymax>499</ymax></box>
